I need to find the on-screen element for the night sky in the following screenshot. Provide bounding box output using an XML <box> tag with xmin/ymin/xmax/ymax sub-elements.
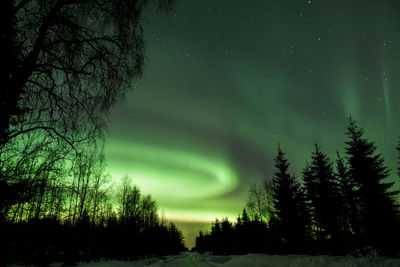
<box><xmin>105</xmin><ymin>0</ymin><xmax>400</xmax><ymax>248</ymax></box>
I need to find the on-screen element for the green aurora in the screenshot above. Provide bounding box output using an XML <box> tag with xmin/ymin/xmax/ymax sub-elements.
<box><xmin>105</xmin><ymin>0</ymin><xmax>400</xmax><ymax>247</ymax></box>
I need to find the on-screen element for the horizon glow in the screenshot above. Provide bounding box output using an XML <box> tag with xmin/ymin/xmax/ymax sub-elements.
<box><xmin>106</xmin><ymin>140</ymin><xmax>240</xmax><ymax>222</ymax></box>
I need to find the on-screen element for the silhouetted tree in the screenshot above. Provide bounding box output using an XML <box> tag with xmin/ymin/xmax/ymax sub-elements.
<box><xmin>88</xmin><ymin>153</ymin><xmax>111</xmax><ymax>222</ymax></box>
<box><xmin>1</xmin><ymin>0</ymin><xmax>20</xmax><ymax>148</ymax></box>
<box><xmin>272</xmin><ymin>145</ymin><xmax>309</xmax><ymax>251</ymax></box>
<box><xmin>117</xmin><ymin>175</ymin><xmax>141</xmax><ymax>221</ymax></box>
<box><xmin>335</xmin><ymin>152</ymin><xmax>359</xmax><ymax>239</ymax></box>
<box><xmin>303</xmin><ymin>145</ymin><xmax>343</xmax><ymax>252</ymax></box>
<box><xmin>195</xmin><ymin>123</ymin><xmax>400</xmax><ymax>256</ymax></box>
<box><xmin>0</xmin><ymin>0</ymin><xmax>173</xmax><ymax>149</ymax></box>
<box><xmin>0</xmin><ymin>131</ymin><xmax>73</xmax><ymax>221</ymax></box>
<box><xmin>140</xmin><ymin>194</ymin><xmax>158</xmax><ymax>227</ymax></box>
<box><xmin>195</xmin><ymin>212</ymin><xmax>270</xmax><ymax>255</ymax></box>
<box><xmin>241</xmin><ymin>208</ymin><xmax>250</xmax><ymax>224</ymax></box>
<box><xmin>345</xmin><ymin>118</ymin><xmax>399</xmax><ymax>253</ymax></box>
<box><xmin>166</xmin><ymin>222</ymin><xmax>186</xmax><ymax>253</ymax></box>
<box><xmin>116</xmin><ymin>175</ymin><xmax>159</xmax><ymax>230</ymax></box>
<box><xmin>219</xmin><ymin>217</ymin><xmax>234</xmax><ymax>254</ymax></box>
<box><xmin>246</xmin><ymin>183</ymin><xmax>270</xmax><ymax>222</ymax></box>
<box><xmin>0</xmin><ymin>143</ymin><xmax>112</xmax><ymax>224</ymax></box>
<box><xmin>0</xmin><ymin>0</ymin><xmax>174</xmax><ymax>219</ymax></box>
<box><xmin>1</xmin><ymin>152</ymin><xmax>185</xmax><ymax>265</ymax></box>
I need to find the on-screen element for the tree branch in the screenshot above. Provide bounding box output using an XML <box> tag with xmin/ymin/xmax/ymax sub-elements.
<box><xmin>6</xmin><ymin>126</ymin><xmax>78</xmax><ymax>153</ymax></box>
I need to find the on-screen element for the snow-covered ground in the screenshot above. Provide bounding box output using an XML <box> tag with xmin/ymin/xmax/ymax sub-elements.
<box><xmin>68</xmin><ymin>252</ymin><xmax>400</xmax><ymax>267</ymax></box>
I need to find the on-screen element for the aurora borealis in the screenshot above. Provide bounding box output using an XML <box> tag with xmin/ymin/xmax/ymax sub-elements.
<box><xmin>105</xmin><ymin>0</ymin><xmax>400</xmax><ymax>247</ymax></box>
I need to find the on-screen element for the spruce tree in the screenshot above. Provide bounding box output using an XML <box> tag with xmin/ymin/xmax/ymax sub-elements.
<box><xmin>303</xmin><ymin>145</ymin><xmax>342</xmax><ymax>245</ymax></box>
<box><xmin>272</xmin><ymin>145</ymin><xmax>309</xmax><ymax>250</ymax></box>
<box><xmin>335</xmin><ymin>152</ymin><xmax>359</xmax><ymax>237</ymax></box>
<box><xmin>345</xmin><ymin>118</ymin><xmax>398</xmax><ymax>253</ymax></box>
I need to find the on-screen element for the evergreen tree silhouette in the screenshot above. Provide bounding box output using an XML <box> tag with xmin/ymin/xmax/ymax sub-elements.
<box><xmin>345</xmin><ymin>117</ymin><xmax>399</xmax><ymax>253</ymax></box>
<box><xmin>272</xmin><ymin>144</ymin><xmax>309</xmax><ymax>251</ymax></box>
<box><xmin>335</xmin><ymin>152</ymin><xmax>359</xmax><ymax>241</ymax></box>
<box><xmin>303</xmin><ymin>145</ymin><xmax>343</xmax><ymax>252</ymax></box>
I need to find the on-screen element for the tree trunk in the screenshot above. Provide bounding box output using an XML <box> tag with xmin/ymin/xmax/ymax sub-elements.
<box><xmin>0</xmin><ymin>0</ymin><xmax>21</xmax><ymax>149</ymax></box>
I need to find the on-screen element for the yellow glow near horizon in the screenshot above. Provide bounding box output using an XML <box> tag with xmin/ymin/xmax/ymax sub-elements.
<box><xmin>105</xmin><ymin>140</ymin><xmax>240</xmax><ymax>222</ymax></box>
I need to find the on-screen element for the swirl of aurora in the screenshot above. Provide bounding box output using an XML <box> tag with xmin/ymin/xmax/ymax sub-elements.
<box><xmin>106</xmin><ymin>141</ymin><xmax>239</xmax><ymax>222</ymax></box>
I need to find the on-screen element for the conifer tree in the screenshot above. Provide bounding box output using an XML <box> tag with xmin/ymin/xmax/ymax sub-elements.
<box><xmin>345</xmin><ymin>118</ymin><xmax>398</xmax><ymax>252</ymax></box>
<box><xmin>272</xmin><ymin>145</ymin><xmax>309</xmax><ymax>249</ymax></box>
<box><xmin>335</xmin><ymin>152</ymin><xmax>359</xmax><ymax>236</ymax></box>
<box><xmin>303</xmin><ymin>145</ymin><xmax>342</xmax><ymax>244</ymax></box>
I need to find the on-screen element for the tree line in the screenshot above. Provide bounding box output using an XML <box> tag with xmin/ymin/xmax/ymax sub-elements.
<box><xmin>195</xmin><ymin>118</ymin><xmax>400</xmax><ymax>256</ymax></box>
<box><xmin>0</xmin><ymin>169</ymin><xmax>186</xmax><ymax>265</ymax></box>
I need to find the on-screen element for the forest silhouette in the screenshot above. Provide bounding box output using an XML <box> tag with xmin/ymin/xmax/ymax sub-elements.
<box><xmin>0</xmin><ymin>0</ymin><xmax>185</xmax><ymax>265</ymax></box>
<box><xmin>195</xmin><ymin>119</ymin><xmax>400</xmax><ymax>257</ymax></box>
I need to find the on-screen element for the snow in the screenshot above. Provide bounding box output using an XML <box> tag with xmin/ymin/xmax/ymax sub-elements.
<box><xmin>73</xmin><ymin>252</ymin><xmax>400</xmax><ymax>267</ymax></box>
<box><xmin>10</xmin><ymin>252</ymin><xmax>400</xmax><ymax>267</ymax></box>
